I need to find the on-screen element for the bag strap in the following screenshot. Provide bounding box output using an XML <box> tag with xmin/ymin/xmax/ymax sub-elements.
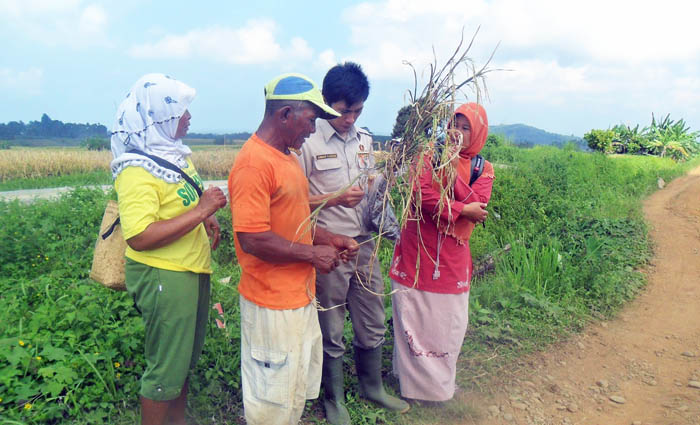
<box><xmin>127</xmin><ymin>149</ymin><xmax>203</xmax><ymax>197</ymax></box>
<box><xmin>469</xmin><ymin>154</ymin><xmax>484</xmax><ymax>186</ymax></box>
<box><xmin>101</xmin><ymin>217</ymin><xmax>121</xmax><ymax>240</ymax></box>
<box><xmin>100</xmin><ymin>151</ymin><xmax>203</xmax><ymax>240</ymax></box>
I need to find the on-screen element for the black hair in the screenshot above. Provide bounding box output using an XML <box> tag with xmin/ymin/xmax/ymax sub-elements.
<box><xmin>322</xmin><ymin>62</ymin><xmax>370</xmax><ymax>106</ymax></box>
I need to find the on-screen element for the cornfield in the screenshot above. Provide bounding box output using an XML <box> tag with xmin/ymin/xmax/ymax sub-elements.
<box><xmin>0</xmin><ymin>148</ymin><xmax>240</xmax><ymax>181</ymax></box>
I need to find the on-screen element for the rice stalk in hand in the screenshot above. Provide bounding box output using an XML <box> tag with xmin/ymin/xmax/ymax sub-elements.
<box><xmin>300</xmin><ymin>28</ymin><xmax>499</xmax><ymax>300</ymax></box>
<box><xmin>378</xmin><ymin>28</ymin><xmax>497</xmax><ymax>224</ymax></box>
<box><xmin>372</xmin><ymin>27</ymin><xmax>499</xmax><ymax>285</ymax></box>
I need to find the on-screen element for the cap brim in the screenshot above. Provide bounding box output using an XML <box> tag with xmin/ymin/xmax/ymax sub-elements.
<box><xmin>310</xmin><ymin>100</ymin><xmax>341</xmax><ymax>120</ymax></box>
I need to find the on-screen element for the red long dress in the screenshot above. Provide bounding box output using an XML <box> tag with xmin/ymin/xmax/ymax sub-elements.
<box><xmin>390</xmin><ymin>102</ymin><xmax>494</xmax><ymax>401</ymax></box>
<box><xmin>390</xmin><ymin>158</ymin><xmax>493</xmax><ymax>293</ymax></box>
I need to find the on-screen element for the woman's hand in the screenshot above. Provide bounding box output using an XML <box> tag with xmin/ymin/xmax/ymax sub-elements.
<box><xmin>126</xmin><ymin>187</ymin><xmax>227</xmax><ymax>252</ymax></box>
<box><xmin>204</xmin><ymin>215</ymin><xmax>221</xmax><ymax>250</ymax></box>
<box><xmin>196</xmin><ymin>186</ymin><xmax>228</xmax><ymax>217</ymax></box>
<box><xmin>460</xmin><ymin>202</ymin><xmax>488</xmax><ymax>223</ymax></box>
<box><xmin>196</xmin><ymin>186</ymin><xmax>227</xmax><ymax>251</ymax></box>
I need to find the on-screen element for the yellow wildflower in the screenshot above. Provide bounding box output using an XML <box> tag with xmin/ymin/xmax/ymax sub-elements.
<box><xmin>35</xmin><ymin>356</ymin><xmax>42</xmax><ymax>361</ymax></box>
<box><xmin>116</xmin><ymin>373</ymin><xmax>121</xmax><ymax>379</ymax></box>
<box><xmin>18</xmin><ymin>340</ymin><xmax>24</xmax><ymax>346</ymax></box>
<box><xmin>114</xmin><ymin>362</ymin><xmax>120</xmax><ymax>368</ymax></box>
<box><xmin>24</xmin><ymin>403</ymin><xmax>32</xmax><ymax>410</ymax></box>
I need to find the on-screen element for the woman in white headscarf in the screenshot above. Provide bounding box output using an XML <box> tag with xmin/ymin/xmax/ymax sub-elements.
<box><xmin>111</xmin><ymin>73</ymin><xmax>227</xmax><ymax>425</ymax></box>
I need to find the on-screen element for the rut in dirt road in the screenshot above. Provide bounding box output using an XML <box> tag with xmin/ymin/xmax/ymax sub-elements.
<box><xmin>456</xmin><ymin>167</ymin><xmax>700</xmax><ymax>425</ymax></box>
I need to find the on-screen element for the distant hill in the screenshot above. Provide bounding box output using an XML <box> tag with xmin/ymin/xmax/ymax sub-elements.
<box><xmin>490</xmin><ymin>124</ymin><xmax>583</xmax><ymax>148</ymax></box>
<box><xmin>369</xmin><ymin>124</ymin><xmax>585</xmax><ymax>151</ymax></box>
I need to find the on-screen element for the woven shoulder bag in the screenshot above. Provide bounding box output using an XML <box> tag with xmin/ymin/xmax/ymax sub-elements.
<box><xmin>90</xmin><ymin>200</ymin><xmax>127</xmax><ymax>290</ymax></box>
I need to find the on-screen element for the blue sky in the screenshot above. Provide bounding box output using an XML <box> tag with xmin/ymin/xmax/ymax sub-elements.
<box><xmin>2</xmin><ymin>0</ymin><xmax>699</xmax><ymax>137</ymax></box>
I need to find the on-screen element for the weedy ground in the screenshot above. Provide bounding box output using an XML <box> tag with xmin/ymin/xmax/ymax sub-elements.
<box><xmin>0</xmin><ymin>143</ymin><xmax>697</xmax><ymax>424</ymax></box>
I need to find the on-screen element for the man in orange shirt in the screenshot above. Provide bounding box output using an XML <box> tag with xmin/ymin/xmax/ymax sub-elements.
<box><xmin>228</xmin><ymin>73</ymin><xmax>359</xmax><ymax>425</ymax></box>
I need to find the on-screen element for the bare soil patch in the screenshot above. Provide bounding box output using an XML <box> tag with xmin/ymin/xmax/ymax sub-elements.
<box><xmin>456</xmin><ymin>167</ymin><xmax>700</xmax><ymax>425</ymax></box>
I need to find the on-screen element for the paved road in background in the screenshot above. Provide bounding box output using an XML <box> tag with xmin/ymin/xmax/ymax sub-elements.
<box><xmin>0</xmin><ymin>180</ymin><xmax>229</xmax><ymax>203</ymax></box>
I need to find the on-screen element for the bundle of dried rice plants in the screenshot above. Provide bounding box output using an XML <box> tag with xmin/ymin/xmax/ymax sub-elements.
<box><xmin>379</xmin><ymin>27</ymin><xmax>497</xmax><ymax>229</ymax></box>
<box><xmin>361</xmin><ymin>28</ymin><xmax>499</xmax><ymax>293</ymax></box>
<box><xmin>302</xmin><ymin>29</ymin><xmax>499</xmax><ymax>303</ymax></box>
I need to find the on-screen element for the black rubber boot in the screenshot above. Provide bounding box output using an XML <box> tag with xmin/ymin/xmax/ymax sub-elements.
<box><xmin>355</xmin><ymin>346</ymin><xmax>410</xmax><ymax>413</ymax></box>
<box><xmin>322</xmin><ymin>354</ymin><xmax>351</xmax><ymax>425</ymax></box>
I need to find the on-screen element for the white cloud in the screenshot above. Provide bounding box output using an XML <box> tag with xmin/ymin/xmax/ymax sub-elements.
<box><xmin>345</xmin><ymin>0</ymin><xmax>700</xmax><ymax>66</ymax></box>
<box><xmin>341</xmin><ymin>0</ymin><xmax>700</xmax><ymax>83</ymax></box>
<box><xmin>79</xmin><ymin>4</ymin><xmax>107</xmax><ymax>36</ymax></box>
<box><xmin>0</xmin><ymin>0</ymin><xmax>109</xmax><ymax>47</ymax></box>
<box><xmin>670</xmin><ymin>76</ymin><xmax>700</xmax><ymax>114</ymax></box>
<box><xmin>340</xmin><ymin>0</ymin><xmax>700</xmax><ymax>134</ymax></box>
<box><xmin>289</xmin><ymin>37</ymin><xmax>314</xmax><ymax>61</ymax></box>
<box><xmin>129</xmin><ymin>19</ymin><xmax>315</xmax><ymax>65</ymax></box>
<box><xmin>1</xmin><ymin>0</ymin><xmax>82</xmax><ymax>17</ymax></box>
<box><xmin>487</xmin><ymin>60</ymin><xmax>597</xmax><ymax>105</ymax></box>
<box><xmin>315</xmin><ymin>49</ymin><xmax>338</xmax><ymax>70</ymax></box>
<box><xmin>0</xmin><ymin>67</ymin><xmax>43</xmax><ymax>95</ymax></box>
<box><xmin>490</xmin><ymin>0</ymin><xmax>700</xmax><ymax>63</ymax></box>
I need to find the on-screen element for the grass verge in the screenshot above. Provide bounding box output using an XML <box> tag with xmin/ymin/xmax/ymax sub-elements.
<box><xmin>0</xmin><ymin>171</ymin><xmax>113</xmax><ymax>191</ymax></box>
<box><xmin>0</xmin><ymin>145</ymin><xmax>697</xmax><ymax>424</ymax></box>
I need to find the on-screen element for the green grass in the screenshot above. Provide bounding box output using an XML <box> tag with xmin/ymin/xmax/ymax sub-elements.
<box><xmin>0</xmin><ymin>145</ymin><xmax>697</xmax><ymax>424</ymax></box>
<box><xmin>0</xmin><ymin>170</ymin><xmax>113</xmax><ymax>191</ymax></box>
<box><xmin>188</xmin><ymin>142</ymin><xmax>246</xmax><ymax>150</ymax></box>
<box><xmin>4</xmin><ymin>139</ymin><xmax>86</xmax><ymax>148</ymax></box>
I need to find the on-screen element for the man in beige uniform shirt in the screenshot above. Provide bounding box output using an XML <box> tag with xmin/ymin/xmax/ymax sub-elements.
<box><xmin>298</xmin><ymin>62</ymin><xmax>409</xmax><ymax>425</ymax></box>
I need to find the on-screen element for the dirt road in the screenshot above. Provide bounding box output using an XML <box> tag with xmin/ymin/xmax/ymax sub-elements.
<box><xmin>458</xmin><ymin>167</ymin><xmax>700</xmax><ymax>425</ymax></box>
<box><xmin>0</xmin><ymin>180</ymin><xmax>228</xmax><ymax>203</ymax></box>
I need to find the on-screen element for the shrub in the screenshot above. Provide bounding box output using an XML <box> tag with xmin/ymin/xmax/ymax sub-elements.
<box><xmin>584</xmin><ymin>129</ymin><xmax>616</xmax><ymax>153</ymax></box>
<box><xmin>610</xmin><ymin>124</ymin><xmax>648</xmax><ymax>154</ymax></box>
<box><xmin>486</xmin><ymin>133</ymin><xmax>507</xmax><ymax>148</ymax></box>
<box><xmin>645</xmin><ymin>114</ymin><xmax>700</xmax><ymax>160</ymax></box>
<box><xmin>0</xmin><ymin>188</ymin><xmax>243</xmax><ymax>424</ymax></box>
<box><xmin>586</xmin><ymin>114</ymin><xmax>700</xmax><ymax>161</ymax></box>
<box><xmin>82</xmin><ymin>137</ymin><xmax>110</xmax><ymax>151</ymax></box>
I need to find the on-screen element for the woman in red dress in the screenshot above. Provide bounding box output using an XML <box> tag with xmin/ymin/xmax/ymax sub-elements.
<box><xmin>390</xmin><ymin>102</ymin><xmax>495</xmax><ymax>402</ymax></box>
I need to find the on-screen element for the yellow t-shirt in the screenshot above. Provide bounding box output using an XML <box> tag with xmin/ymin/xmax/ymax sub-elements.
<box><xmin>115</xmin><ymin>159</ymin><xmax>212</xmax><ymax>274</ymax></box>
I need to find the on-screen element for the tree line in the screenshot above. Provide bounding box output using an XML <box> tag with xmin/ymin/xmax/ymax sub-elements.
<box><xmin>0</xmin><ymin>114</ymin><xmax>108</xmax><ymax>140</ymax></box>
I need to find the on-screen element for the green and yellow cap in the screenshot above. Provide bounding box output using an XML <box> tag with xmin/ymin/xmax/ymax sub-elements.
<box><xmin>264</xmin><ymin>73</ymin><xmax>341</xmax><ymax>120</ymax></box>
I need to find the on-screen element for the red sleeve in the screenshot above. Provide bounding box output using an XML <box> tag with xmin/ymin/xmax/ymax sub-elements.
<box><xmin>416</xmin><ymin>157</ymin><xmax>467</xmax><ymax>224</ymax></box>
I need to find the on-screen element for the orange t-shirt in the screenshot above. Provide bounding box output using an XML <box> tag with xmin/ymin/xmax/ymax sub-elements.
<box><xmin>228</xmin><ymin>134</ymin><xmax>315</xmax><ymax>310</ymax></box>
